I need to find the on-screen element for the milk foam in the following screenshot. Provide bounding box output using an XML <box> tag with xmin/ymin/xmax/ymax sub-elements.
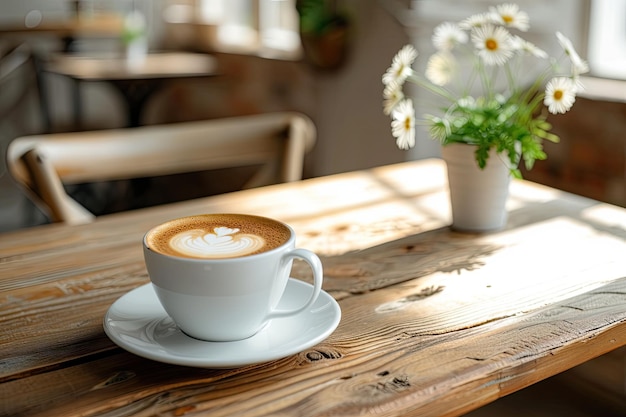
<box><xmin>169</xmin><ymin>226</ymin><xmax>266</xmax><ymax>258</ymax></box>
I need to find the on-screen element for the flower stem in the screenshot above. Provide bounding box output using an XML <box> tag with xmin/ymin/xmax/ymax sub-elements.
<box><xmin>407</xmin><ymin>73</ymin><xmax>456</xmax><ymax>102</ymax></box>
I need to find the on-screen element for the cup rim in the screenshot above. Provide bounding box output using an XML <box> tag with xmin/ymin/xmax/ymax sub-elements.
<box><xmin>143</xmin><ymin>213</ymin><xmax>296</xmax><ymax>262</ymax></box>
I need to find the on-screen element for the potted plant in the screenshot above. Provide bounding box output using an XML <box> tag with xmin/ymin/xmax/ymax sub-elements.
<box><xmin>121</xmin><ymin>8</ymin><xmax>148</xmax><ymax>69</ymax></box>
<box><xmin>382</xmin><ymin>3</ymin><xmax>588</xmax><ymax>231</ymax></box>
<box><xmin>296</xmin><ymin>0</ymin><xmax>350</xmax><ymax>70</ymax></box>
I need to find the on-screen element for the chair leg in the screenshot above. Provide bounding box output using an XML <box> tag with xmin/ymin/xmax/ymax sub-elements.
<box><xmin>282</xmin><ymin>115</ymin><xmax>310</xmax><ymax>182</ymax></box>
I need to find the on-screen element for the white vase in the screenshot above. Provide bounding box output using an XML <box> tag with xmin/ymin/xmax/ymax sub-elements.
<box><xmin>123</xmin><ymin>10</ymin><xmax>148</xmax><ymax>70</ymax></box>
<box><xmin>125</xmin><ymin>38</ymin><xmax>147</xmax><ymax>70</ymax></box>
<box><xmin>441</xmin><ymin>143</ymin><xmax>512</xmax><ymax>232</ymax></box>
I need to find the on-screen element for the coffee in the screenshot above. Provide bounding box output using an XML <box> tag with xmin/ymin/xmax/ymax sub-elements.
<box><xmin>143</xmin><ymin>213</ymin><xmax>323</xmax><ymax>341</ymax></box>
<box><xmin>145</xmin><ymin>214</ymin><xmax>291</xmax><ymax>259</ymax></box>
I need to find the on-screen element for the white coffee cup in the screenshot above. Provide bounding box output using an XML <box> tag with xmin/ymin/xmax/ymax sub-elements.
<box><xmin>143</xmin><ymin>213</ymin><xmax>323</xmax><ymax>342</ymax></box>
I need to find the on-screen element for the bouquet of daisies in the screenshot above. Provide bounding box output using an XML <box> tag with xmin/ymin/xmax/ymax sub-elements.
<box><xmin>382</xmin><ymin>3</ymin><xmax>588</xmax><ymax>177</ymax></box>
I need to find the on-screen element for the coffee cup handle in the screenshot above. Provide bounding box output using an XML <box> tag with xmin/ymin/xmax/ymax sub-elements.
<box><xmin>266</xmin><ymin>248</ymin><xmax>323</xmax><ymax>319</ymax></box>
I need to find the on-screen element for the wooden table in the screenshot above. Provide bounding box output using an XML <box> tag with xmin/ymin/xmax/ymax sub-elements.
<box><xmin>44</xmin><ymin>52</ymin><xmax>219</xmax><ymax>127</ymax></box>
<box><xmin>0</xmin><ymin>14</ymin><xmax>124</xmax><ymax>52</ymax></box>
<box><xmin>1</xmin><ymin>159</ymin><xmax>626</xmax><ymax>416</ymax></box>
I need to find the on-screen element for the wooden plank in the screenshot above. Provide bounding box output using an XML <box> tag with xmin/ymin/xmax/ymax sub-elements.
<box><xmin>2</xmin><ymin>275</ymin><xmax>626</xmax><ymax>417</ymax></box>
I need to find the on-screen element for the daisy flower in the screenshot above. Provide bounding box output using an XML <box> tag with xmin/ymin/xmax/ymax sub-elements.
<box><xmin>510</xmin><ymin>35</ymin><xmax>548</xmax><ymax>58</ymax></box>
<box><xmin>425</xmin><ymin>51</ymin><xmax>457</xmax><ymax>86</ymax></box>
<box><xmin>427</xmin><ymin>115</ymin><xmax>451</xmax><ymax>143</ymax></box>
<box><xmin>556</xmin><ymin>31</ymin><xmax>590</xmax><ymax>77</ymax></box>
<box><xmin>432</xmin><ymin>22</ymin><xmax>468</xmax><ymax>51</ymax></box>
<box><xmin>382</xmin><ymin>45</ymin><xmax>418</xmax><ymax>86</ymax></box>
<box><xmin>456</xmin><ymin>96</ymin><xmax>476</xmax><ymax>109</ymax></box>
<box><xmin>459</xmin><ymin>13</ymin><xmax>494</xmax><ymax>30</ymax></box>
<box><xmin>489</xmin><ymin>3</ymin><xmax>529</xmax><ymax>31</ymax></box>
<box><xmin>472</xmin><ymin>24</ymin><xmax>514</xmax><ymax>66</ymax></box>
<box><xmin>383</xmin><ymin>81</ymin><xmax>404</xmax><ymax>116</ymax></box>
<box><xmin>544</xmin><ymin>77</ymin><xmax>577</xmax><ymax>114</ymax></box>
<box><xmin>391</xmin><ymin>99</ymin><xmax>416</xmax><ymax>150</ymax></box>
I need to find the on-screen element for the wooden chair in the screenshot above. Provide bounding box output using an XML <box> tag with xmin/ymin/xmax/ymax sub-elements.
<box><xmin>6</xmin><ymin>112</ymin><xmax>316</xmax><ymax>225</ymax></box>
<box><xmin>0</xmin><ymin>42</ymin><xmax>50</xmax><ymax>133</ymax></box>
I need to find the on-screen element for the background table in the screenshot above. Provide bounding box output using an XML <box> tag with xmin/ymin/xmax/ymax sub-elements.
<box><xmin>1</xmin><ymin>159</ymin><xmax>626</xmax><ymax>416</ymax></box>
<box><xmin>44</xmin><ymin>51</ymin><xmax>219</xmax><ymax>127</ymax></box>
<box><xmin>0</xmin><ymin>14</ymin><xmax>124</xmax><ymax>52</ymax></box>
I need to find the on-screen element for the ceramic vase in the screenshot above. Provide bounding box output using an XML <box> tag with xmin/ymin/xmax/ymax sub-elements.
<box><xmin>441</xmin><ymin>143</ymin><xmax>512</xmax><ymax>232</ymax></box>
<box><xmin>125</xmin><ymin>38</ymin><xmax>147</xmax><ymax>70</ymax></box>
<box><xmin>123</xmin><ymin>10</ymin><xmax>147</xmax><ymax>70</ymax></box>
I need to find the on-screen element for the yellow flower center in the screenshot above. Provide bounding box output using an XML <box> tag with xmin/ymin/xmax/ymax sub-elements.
<box><xmin>503</xmin><ymin>15</ymin><xmax>513</xmax><ymax>23</ymax></box>
<box><xmin>404</xmin><ymin>117</ymin><xmax>411</xmax><ymax>130</ymax></box>
<box><xmin>485</xmin><ymin>38</ymin><xmax>498</xmax><ymax>51</ymax></box>
<box><xmin>554</xmin><ymin>90</ymin><xmax>564</xmax><ymax>100</ymax></box>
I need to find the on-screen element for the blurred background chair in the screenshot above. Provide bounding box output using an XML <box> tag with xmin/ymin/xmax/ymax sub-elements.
<box><xmin>7</xmin><ymin>112</ymin><xmax>315</xmax><ymax>225</ymax></box>
<box><xmin>0</xmin><ymin>43</ymin><xmax>34</xmax><ymax>182</ymax></box>
<box><xmin>0</xmin><ymin>41</ymin><xmax>52</xmax><ymax>231</ymax></box>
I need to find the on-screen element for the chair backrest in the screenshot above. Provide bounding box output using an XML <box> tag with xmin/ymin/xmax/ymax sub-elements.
<box><xmin>1</xmin><ymin>43</ymin><xmax>41</xmax><ymax>169</ymax></box>
<box><xmin>7</xmin><ymin>112</ymin><xmax>316</xmax><ymax>225</ymax></box>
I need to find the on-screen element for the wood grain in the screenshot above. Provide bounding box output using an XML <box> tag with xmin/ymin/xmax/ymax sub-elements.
<box><xmin>1</xmin><ymin>160</ymin><xmax>625</xmax><ymax>417</ymax></box>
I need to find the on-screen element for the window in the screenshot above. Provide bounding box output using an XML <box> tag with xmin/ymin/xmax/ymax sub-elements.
<box><xmin>163</xmin><ymin>0</ymin><xmax>301</xmax><ymax>60</ymax></box>
<box><xmin>588</xmin><ymin>0</ymin><xmax>626</xmax><ymax>80</ymax></box>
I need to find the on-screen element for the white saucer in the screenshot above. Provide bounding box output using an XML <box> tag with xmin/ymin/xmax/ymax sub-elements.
<box><xmin>103</xmin><ymin>279</ymin><xmax>341</xmax><ymax>368</ymax></box>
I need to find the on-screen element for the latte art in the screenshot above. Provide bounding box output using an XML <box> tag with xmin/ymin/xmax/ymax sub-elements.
<box><xmin>170</xmin><ymin>227</ymin><xmax>266</xmax><ymax>259</ymax></box>
<box><xmin>145</xmin><ymin>214</ymin><xmax>291</xmax><ymax>260</ymax></box>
